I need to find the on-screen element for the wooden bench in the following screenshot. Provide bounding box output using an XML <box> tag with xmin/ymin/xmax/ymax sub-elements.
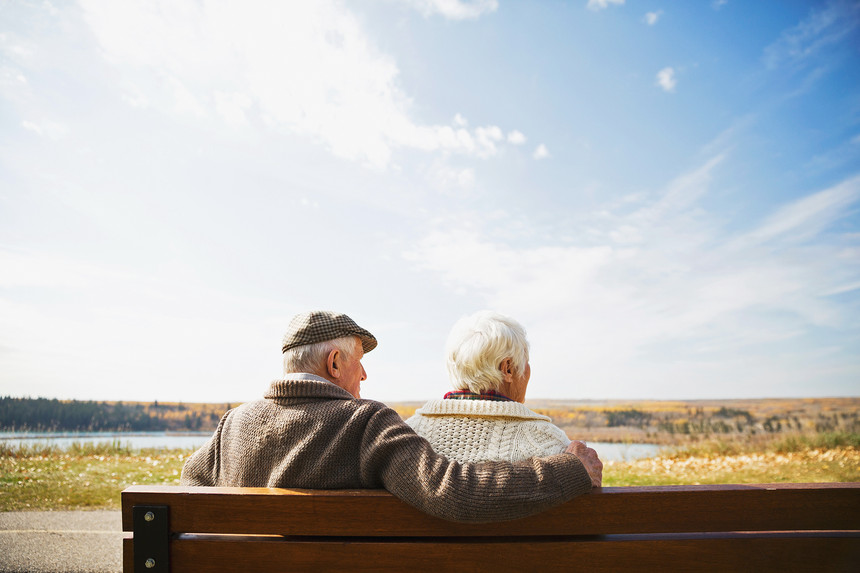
<box><xmin>122</xmin><ymin>483</ymin><xmax>860</xmax><ymax>572</ymax></box>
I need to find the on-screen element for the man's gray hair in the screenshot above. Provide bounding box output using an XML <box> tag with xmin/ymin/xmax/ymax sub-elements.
<box><xmin>283</xmin><ymin>336</ymin><xmax>358</xmax><ymax>376</ymax></box>
<box><xmin>445</xmin><ymin>310</ymin><xmax>530</xmax><ymax>394</ymax></box>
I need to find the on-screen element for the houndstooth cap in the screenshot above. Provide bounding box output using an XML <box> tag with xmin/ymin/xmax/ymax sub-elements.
<box><xmin>281</xmin><ymin>311</ymin><xmax>377</xmax><ymax>354</ymax></box>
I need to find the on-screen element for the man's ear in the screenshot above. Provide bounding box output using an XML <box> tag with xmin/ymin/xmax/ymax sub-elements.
<box><xmin>326</xmin><ymin>349</ymin><xmax>340</xmax><ymax>379</ymax></box>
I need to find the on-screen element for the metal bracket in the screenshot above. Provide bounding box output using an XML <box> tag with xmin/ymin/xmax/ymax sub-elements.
<box><xmin>133</xmin><ymin>505</ymin><xmax>169</xmax><ymax>573</ymax></box>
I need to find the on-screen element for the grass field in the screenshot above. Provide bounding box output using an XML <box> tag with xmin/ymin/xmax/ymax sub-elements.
<box><xmin>0</xmin><ymin>443</ymin><xmax>187</xmax><ymax>511</ymax></box>
<box><xmin>604</xmin><ymin>432</ymin><xmax>860</xmax><ymax>486</ymax></box>
<box><xmin>1</xmin><ymin>431</ymin><xmax>858</xmax><ymax>511</ymax></box>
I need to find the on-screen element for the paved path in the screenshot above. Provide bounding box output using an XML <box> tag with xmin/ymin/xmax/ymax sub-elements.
<box><xmin>0</xmin><ymin>511</ymin><xmax>122</xmax><ymax>573</ymax></box>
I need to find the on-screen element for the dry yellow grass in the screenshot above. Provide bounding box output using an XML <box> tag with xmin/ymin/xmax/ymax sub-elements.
<box><xmin>604</xmin><ymin>447</ymin><xmax>860</xmax><ymax>486</ymax></box>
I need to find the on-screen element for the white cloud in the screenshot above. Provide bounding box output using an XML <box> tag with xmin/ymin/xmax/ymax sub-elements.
<box><xmin>168</xmin><ymin>76</ymin><xmax>206</xmax><ymax>117</ymax></box>
<box><xmin>533</xmin><ymin>144</ymin><xmax>550</xmax><ymax>159</ymax></box>
<box><xmin>405</xmin><ymin>121</ymin><xmax>515</xmax><ymax>159</ymax></box>
<box><xmin>120</xmin><ymin>81</ymin><xmax>149</xmax><ymax>108</ymax></box>
<box><xmin>406</xmin><ymin>229</ymin><xmax>614</xmax><ymax>312</ymax></box>
<box><xmin>428</xmin><ymin>163</ymin><xmax>476</xmax><ymax>190</ymax></box>
<box><xmin>21</xmin><ymin>118</ymin><xmax>68</xmax><ymax>139</ymax></box>
<box><xmin>474</xmin><ymin>125</ymin><xmax>504</xmax><ymax>158</ymax></box>
<box><xmin>644</xmin><ymin>11</ymin><xmax>662</xmax><ymax>26</ymax></box>
<box><xmin>587</xmin><ymin>0</ymin><xmax>625</xmax><ymax>11</ymax></box>
<box><xmin>214</xmin><ymin>91</ymin><xmax>253</xmax><ymax>127</ymax></box>
<box><xmin>401</xmin><ymin>0</ymin><xmax>499</xmax><ymax>20</ymax></box>
<box><xmin>404</xmin><ymin>166</ymin><xmax>860</xmax><ymax>398</ymax></box>
<box><xmin>656</xmin><ymin>67</ymin><xmax>677</xmax><ymax>92</ymax></box>
<box><xmin>712</xmin><ymin>0</ymin><xmax>728</xmax><ymax>10</ymax></box>
<box><xmin>507</xmin><ymin>130</ymin><xmax>526</xmax><ymax>145</ymax></box>
<box><xmin>1</xmin><ymin>66</ymin><xmax>27</xmax><ymax>86</ymax></box>
<box><xmin>78</xmin><ymin>0</ymin><xmax>518</xmax><ymax>168</ymax></box>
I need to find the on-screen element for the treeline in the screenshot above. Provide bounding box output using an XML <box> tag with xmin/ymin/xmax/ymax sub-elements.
<box><xmin>0</xmin><ymin>397</ymin><xmax>229</xmax><ymax>432</ymax></box>
<box><xmin>534</xmin><ymin>399</ymin><xmax>860</xmax><ymax>442</ymax></box>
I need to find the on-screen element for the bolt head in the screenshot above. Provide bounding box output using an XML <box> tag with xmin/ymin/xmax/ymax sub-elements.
<box><xmin>144</xmin><ymin>511</ymin><xmax>155</xmax><ymax>522</ymax></box>
<box><xmin>145</xmin><ymin>557</ymin><xmax>156</xmax><ymax>568</ymax></box>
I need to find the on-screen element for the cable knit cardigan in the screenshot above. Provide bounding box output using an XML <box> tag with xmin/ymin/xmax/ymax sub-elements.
<box><xmin>180</xmin><ymin>375</ymin><xmax>592</xmax><ymax>523</ymax></box>
<box><xmin>406</xmin><ymin>399</ymin><xmax>571</xmax><ymax>463</ymax></box>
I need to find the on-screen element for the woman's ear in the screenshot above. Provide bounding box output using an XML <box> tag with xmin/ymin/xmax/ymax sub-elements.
<box><xmin>499</xmin><ymin>358</ymin><xmax>513</xmax><ymax>382</ymax></box>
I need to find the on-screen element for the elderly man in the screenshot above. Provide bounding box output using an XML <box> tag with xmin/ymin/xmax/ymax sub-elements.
<box><xmin>181</xmin><ymin>310</ymin><xmax>602</xmax><ymax>523</ymax></box>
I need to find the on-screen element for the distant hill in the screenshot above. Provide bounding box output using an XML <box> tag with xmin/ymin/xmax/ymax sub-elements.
<box><xmin>0</xmin><ymin>397</ymin><xmax>232</xmax><ymax>432</ymax></box>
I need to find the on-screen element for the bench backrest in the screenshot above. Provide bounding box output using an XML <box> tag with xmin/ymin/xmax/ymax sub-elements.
<box><xmin>122</xmin><ymin>483</ymin><xmax>860</xmax><ymax>572</ymax></box>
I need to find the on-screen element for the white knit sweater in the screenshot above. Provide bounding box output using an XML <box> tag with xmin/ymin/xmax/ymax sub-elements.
<box><xmin>406</xmin><ymin>399</ymin><xmax>571</xmax><ymax>464</ymax></box>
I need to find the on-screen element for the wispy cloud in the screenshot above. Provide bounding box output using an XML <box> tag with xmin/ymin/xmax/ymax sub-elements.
<box><xmin>587</xmin><ymin>0</ymin><xmax>625</xmax><ymax>11</ymax></box>
<box><xmin>712</xmin><ymin>0</ymin><xmax>728</xmax><ymax>10</ymax></box>
<box><xmin>533</xmin><ymin>143</ymin><xmax>550</xmax><ymax>159</ymax></box>
<box><xmin>627</xmin><ymin>154</ymin><xmax>725</xmax><ymax>228</ymax></box>
<box><xmin>763</xmin><ymin>1</ymin><xmax>860</xmax><ymax>70</ymax></box>
<box><xmin>78</xmin><ymin>0</ymin><xmax>524</xmax><ymax>168</ymax></box>
<box><xmin>656</xmin><ymin>67</ymin><xmax>677</xmax><ymax>92</ymax></box>
<box><xmin>740</xmin><ymin>174</ymin><xmax>860</xmax><ymax>245</ymax></box>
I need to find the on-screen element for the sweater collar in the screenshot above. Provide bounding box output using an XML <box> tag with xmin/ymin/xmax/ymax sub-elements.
<box><xmin>264</xmin><ymin>374</ymin><xmax>355</xmax><ymax>401</ymax></box>
<box><xmin>414</xmin><ymin>398</ymin><xmax>552</xmax><ymax>421</ymax></box>
<box><xmin>443</xmin><ymin>389</ymin><xmax>513</xmax><ymax>402</ymax></box>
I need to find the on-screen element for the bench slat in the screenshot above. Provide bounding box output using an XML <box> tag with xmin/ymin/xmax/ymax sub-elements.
<box><xmin>121</xmin><ymin>483</ymin><xmax>860</xmax><ymax>537</ymax></box>
<box><xmin>123</xmin><ymin>532</ymin><xmax>860</xmax><ymax>572</ymax></box>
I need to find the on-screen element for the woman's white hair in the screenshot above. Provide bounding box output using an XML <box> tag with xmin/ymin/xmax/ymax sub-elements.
<box><xmin>446</xmin><ymin>310</ymin><xmax>530</xmax><ymax>394</ymax></box>
<box><xmin>283</xmin><ymin>336</ymin><xmax>358</xmax><ymax>376</ymax></box>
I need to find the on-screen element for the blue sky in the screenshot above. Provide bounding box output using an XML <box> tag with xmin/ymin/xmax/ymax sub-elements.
<box><xmin>1</xmin><ymin>0</ymin><xmax>858</xmax><ymax>403</ymax></box>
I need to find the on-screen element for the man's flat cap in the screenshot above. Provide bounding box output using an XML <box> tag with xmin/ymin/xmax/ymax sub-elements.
<box><xmin>281</xmin><ymin>311</ymin><xmax>377</xmax><ymax>354</ymax></box>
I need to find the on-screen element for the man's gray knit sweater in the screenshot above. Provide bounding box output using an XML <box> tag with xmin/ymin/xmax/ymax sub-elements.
<box><xmin>180</xmin><ymin>375</ymin><xmax>593</xmax><ymax>523</ymax></box>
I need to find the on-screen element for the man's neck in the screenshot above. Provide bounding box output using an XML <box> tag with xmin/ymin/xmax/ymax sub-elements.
<box><xmin>283</xmin><ymin>372</ymin><xmax>331</xmax><ymax>383</ymax></box>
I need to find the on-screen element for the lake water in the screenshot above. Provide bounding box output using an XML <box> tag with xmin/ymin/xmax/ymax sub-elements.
<box><xmin>0</xmin><ymin>431</ymin><xmax>662</xmax><ymax>461</ymax></box>
<box><xmin>0</xmin><ymin>431</ymin><xmax>213</xmax><ymax>451</ymax></box>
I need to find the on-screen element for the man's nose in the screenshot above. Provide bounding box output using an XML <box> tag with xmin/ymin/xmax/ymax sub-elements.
<box><xmin>360</xmin><ymin>364</ymin><xmax>367</xmax><ymax>381</ymax></box>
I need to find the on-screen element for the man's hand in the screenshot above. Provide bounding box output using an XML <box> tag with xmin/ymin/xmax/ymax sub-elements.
<box><xmin>565</xmin><ymin>440</ymin><xmax>603</xmax><ymax>487</ymax></box>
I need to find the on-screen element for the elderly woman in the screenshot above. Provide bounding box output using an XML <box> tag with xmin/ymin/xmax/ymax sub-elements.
<box><xmin>406</xmin><ymin>310</ymin><xmax>571</xmax><ymax>463</ymax></box>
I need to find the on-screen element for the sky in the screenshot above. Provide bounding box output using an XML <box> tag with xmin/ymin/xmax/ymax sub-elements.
<box><xmin>1</xmin><ymin>0</ymin><xmax>859</xmax><ymax>404</ymax></box>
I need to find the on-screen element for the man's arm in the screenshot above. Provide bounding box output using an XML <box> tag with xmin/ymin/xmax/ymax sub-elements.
<box><xmin>567</xmin><ymin>440</ymin><xmax>603</xmax><ymax>487</ymax></box>
<box><xmin>360</xmin><ymin>407</ymin><xmax>597</xmax><ymax>523</ymax></box>
<box><xmin>180</xmin><ymin>411</ymin><xmax>229</xmax><ymax>486</ymax></box>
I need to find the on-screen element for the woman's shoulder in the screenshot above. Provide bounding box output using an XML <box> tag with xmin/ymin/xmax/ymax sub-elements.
<box><xmin>513</xmin><ymin>418</ymin><xmax>571</xmax><ymax>454</ymax></box>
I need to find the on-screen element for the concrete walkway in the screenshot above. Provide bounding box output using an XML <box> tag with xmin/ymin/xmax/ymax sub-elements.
<box><xmin>0</xmin><ymin>511</ymin><xmax>122</xmax><ymax>573</ymax></box>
